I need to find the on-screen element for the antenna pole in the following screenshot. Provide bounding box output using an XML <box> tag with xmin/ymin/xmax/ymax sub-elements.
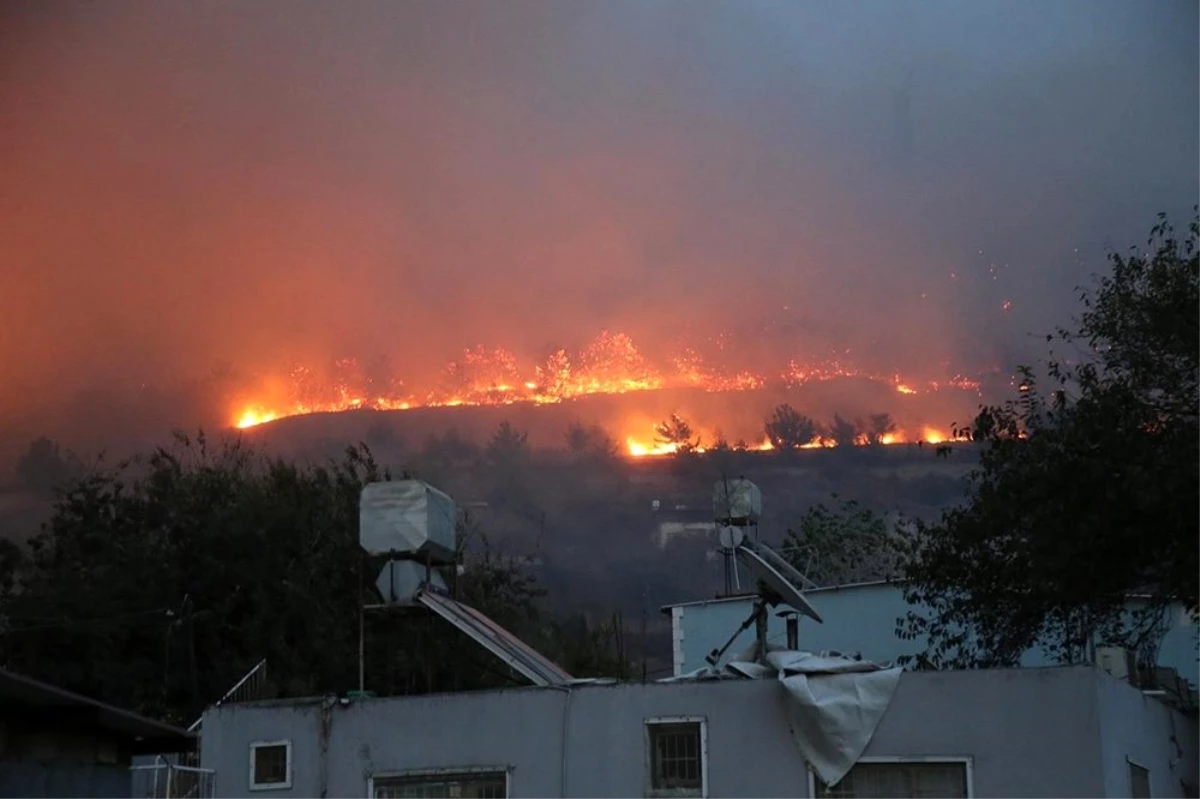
<box><xmin>641</xmin><ymin>582</ymin><xmax>648</xmax><ymax>683</ymax></box>
<box><xmin>755</xmin><ymin>601</ymin><xmax>769</xmax><ymax>664</ymax></box>
<box><xmin>358</xmin><ymin>552</ymin><xmax>365</xmax><ymax>694</ymax></box>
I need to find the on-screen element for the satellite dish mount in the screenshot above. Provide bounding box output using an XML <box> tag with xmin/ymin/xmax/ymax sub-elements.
<box><xmin>709</xmin><ymin>478</ymin><xmax>823</xmax><ymax>665</ymax></box>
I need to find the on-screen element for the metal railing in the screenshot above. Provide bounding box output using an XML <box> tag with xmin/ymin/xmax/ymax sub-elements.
<box><xmin>131</xmin><ymin>756</ymin><xmax>215</xmax><ymax>799</ymax></box>
<box><xmin>188</xmin><ymin>658</ymin><xmax>268</xmax><ymax>733</ymax></box>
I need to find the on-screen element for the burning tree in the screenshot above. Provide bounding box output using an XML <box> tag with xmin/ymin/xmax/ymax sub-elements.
<box><xmin>864</xmin><ymin>413</ymin><xmax>897</xmax><ymax>446</ymax></box>
<box><xmin>763</xmin><ymin>404</ymin><xmax>818</xmax><ymax>450</ymax></box>
<box><xmin>654</xmin><ymin>413</ymin><xmax>700</xmax><ymax>454</ymax></box>
<box><xmin>827</xmin><ymin>413</ymin><xmax>861</xmax><ymax>447</ymax></box>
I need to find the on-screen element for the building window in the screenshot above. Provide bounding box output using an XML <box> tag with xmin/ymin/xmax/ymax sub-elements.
<box><xmin>249</xmin><ymin>740</ymin><xmax>292</xmax><ymax>791</ymax></box>
<box><xmin>1129</xmin><ymin>760</ymin><xmax>1151</xmax><ymax>798</ymax></box>
<box><xmin>645</xmin><ymin>716</ymin><xmax>707</xmax><ymax>798</ymax></box>
<box><xmin>371</xmin><ymin>769</ymin><xmax>508</xmax><ymax>799</ymax></box>
<box><xmin>811</xmin><ymin>759</ymin><xmax>971</xmax><ymax>799</ymax></box>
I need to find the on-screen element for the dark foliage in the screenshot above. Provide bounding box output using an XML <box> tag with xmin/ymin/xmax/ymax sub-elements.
<box><xmin>764</xmin><ymin>404</ymin><xmax>819</xmax><ymax>450</ymax></box>
<box><xmin>783</xmin><ymin>496</ymin><xmax>904</xmax><ymax>587</ymax></box>
<box><xmin>0</xmin><ymin>432</ymin><xmax>628</xmax><ymax>724</ymax></box>
<box><xmin>898</xmin><ymin>212</ymin><xmax>1199</xmax><ymax>669</ymax></box>
<box><xmin>14</xmin><ymin>437</ymin><xmax>83</xmax><ymax>495</ymax></box>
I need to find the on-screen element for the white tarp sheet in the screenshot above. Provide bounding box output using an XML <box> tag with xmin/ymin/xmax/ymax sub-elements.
<box><xmin>769</xmin><ymin>650</ymin><xmax>902</xmax><ymax>787</ymax></box>
<box><xmin>660</xmin><ymin>647</ymin><xmax>902</xmax><ymax>787</ymax></box>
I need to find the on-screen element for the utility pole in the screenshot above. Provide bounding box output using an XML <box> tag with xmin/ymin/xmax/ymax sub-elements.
<box><xmin>641</xmin><ymin>582</ymin><xmax>648</xmax><ymax>683</ymax></box>
<box><xmin>185</xmin><ymin>595</ymin><xmax>199</xmax><ymax>714</ymax></box>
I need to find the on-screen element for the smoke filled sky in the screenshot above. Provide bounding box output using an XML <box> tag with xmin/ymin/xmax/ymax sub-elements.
<box><xmin>1</xmin><ymin>0</ymin><xmax>1197</xmax><ymax>426</ymax></box>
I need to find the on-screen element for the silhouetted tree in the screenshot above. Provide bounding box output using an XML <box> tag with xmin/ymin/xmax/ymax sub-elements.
<box><xmin>564</xmin><ymin>422</ymin><xmax>619</xmax><ymax>462</ymax></box>
<box><xmin>864</xmin><ymin>413</ymin><xmax>897</xmax><ymax>446</ymax></box>
<box><xmin>654</xmin><ymin>413</ymin><xmax>700</xmax><ymax>454</ymax></box>
<box><xmin>1</xmin><ymin>433</ymin><xmax>559</xmax><ymax>723</ymax></box>
<box><xmin>764</xmin><ymin>404</ymin><xmax>818</xmax><ymax>450</ymax></box>
<box><xmin>421</xmin><ymin>428</ymin><xmax>479</xmax><ymax>468</ymax></box>
<box><xmin>14</xmin><ymin>437</ymin><xmax>82</xmax><ymax>495</ymax></box>
<box><xmin>783</xmin><ymin>496</ymin><xmax>905</xmax><ymax>586</ymax></box>
<box><xmin>486</xmin><ymin>422</ymin><xmax>529</xmax><ymax>468</ymax></box>
<box><xmin>828</xmin><ymin>414</ymin><xmax>861</xmax><ymax>447</ymax></box>
<box><xmin>365</xmin><ymin>419</ymin><xmax>403</xmax><ymax>456</ymax></box>
<box><xmin>545</xmin><ymin>613</ymin><xmax>631</xmax><ymax>679</ymax></box>
<box><xmin>483</xmin><ymin>422</ymin><xmax>534</xmax><ymax>511</ymax></box>
<box><xmin>900</xmin><ymin>212</ymin><xmax>1199</xmax><ymax>669</ymax></box>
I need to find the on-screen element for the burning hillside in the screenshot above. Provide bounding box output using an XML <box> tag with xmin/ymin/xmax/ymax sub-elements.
<box><xmin>1</xmin><ymin>3</ymin><xmax>1192</xmax><ymax>467</ymax></box>
<box><xmin>230</xmin><ymin>329</ymin><xmax>988</xmax><ymax>456</ymax></box>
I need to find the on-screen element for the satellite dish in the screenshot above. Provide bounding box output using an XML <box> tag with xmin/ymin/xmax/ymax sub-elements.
<box><xmin>735</xmin><ymin>543</ymin><xmax>823</xmax><ymax>623</ymax></box>
<box><xmin>718</xmin><ymin>525</ymin><xmax>745</xmax><ymax>550</ymax></box>
<box><xmin>741</xmin><ymin>537</ymin><xmax>819</xmax><ymax>592</ymax></box>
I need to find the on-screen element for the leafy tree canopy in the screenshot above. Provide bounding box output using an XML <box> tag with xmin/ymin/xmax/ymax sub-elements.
<box><xmin>764</xmin><ymin>404</ymin><xmax>818</xmax><ymax>450</ymax></box>
<box><xmin>14</xmin><ymin>437</ymin><xmax>83</xmax><ymax>495</ymax></box>
<box><xmin>654</xmin><ymin>413</ymin><xmax>700</xmax><ymax>454</ymax></box>
<box><xmin>827</xmin><ymin>414</ymin><xmax>860</xmax><ymax>447</ymax></box>
<box><xmin>0</xmin><ymin>432</ymin><xmax>624</xmax><ymax>724</ymax></box>
<box><xmin>564</xmin><ymin>422</ymin><xmax>619</xmax><ymax>463</ymax></box>
<box><xmin>783</xmin><ymin>496</ymin><xmax>904</xmax><ymax>587</ymax></box>
<box><xmin>863</xmin><ymin>413</ymin><xmax>897</xmax><ymax>446</ymax></box>
<box><xmin>485</xmin><ymin>421</ymin><xmax>529</xmax><ymax>468</ymax></box>
<box><xmin>899</xmin><ymin>212</ymin><xmax>1199</xmax><ymax>670</ymax></box>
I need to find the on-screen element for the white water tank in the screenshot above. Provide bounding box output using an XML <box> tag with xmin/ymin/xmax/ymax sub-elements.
<box><xmin>359</xmin><ymin>480</ymin><xmax>457</xmax><ymax>563</ymax></box>
<box><xmin>1096</xmin><ymin>646</ymin><xmax>1134</xmax><ymax>683</ymax></box>
<box><xmin>713</xmin><ymin>478</ymin><xmax>762</xmax><ymax>526</ymax></box>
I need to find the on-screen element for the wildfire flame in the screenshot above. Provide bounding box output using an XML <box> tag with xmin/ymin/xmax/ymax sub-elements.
<box><xmin>622</xmin><ymin>428</ymin><xmax>951</xmax><ymax>457</ymax></box>
<box><xmin>229</xmin><ymin>330</ymin><xmax>983</xmax><ymax>446</ymax></box>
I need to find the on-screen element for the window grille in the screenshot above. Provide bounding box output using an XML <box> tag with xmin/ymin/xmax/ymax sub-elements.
<box><xmin>647</xmin><ymin>719</ymin><xmax>705</xmax><ymax>797</ymax></box>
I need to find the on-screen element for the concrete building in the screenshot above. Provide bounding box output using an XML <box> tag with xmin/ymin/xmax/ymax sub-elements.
<box><xmin>0</xmin><ymin>667</ymin><xmax>194</xmax><ymax>798</ymax></box>
<box><xmin>663</xmin><ymin>581</ymin><xmax>1200</xmax><ymax>685</ymax></box>
<box><xmin>198</xmin><ymin>665</ymin><xmax>1198</xmax><ymax>798</ymax></box>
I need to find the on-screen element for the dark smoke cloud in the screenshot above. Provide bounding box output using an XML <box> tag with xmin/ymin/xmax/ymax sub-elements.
<box><xmin>1</xmin><ymin>0</ymin><xmax>1196</xmax><ymax>438</ymax></box>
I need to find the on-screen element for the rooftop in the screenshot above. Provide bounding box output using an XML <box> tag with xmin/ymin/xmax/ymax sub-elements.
<box><xmin>0</xmin><ymin>667</ymin><xmax>196</xmax><ymax>754</ymax></box>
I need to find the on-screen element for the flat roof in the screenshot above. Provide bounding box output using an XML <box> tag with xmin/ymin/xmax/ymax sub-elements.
<box><xmin>0</xmin><ymin>667</ymin><xmax>195</xmax><ymax>753</ymax></box>
<box><xmin>659</xmin><ymin>579</ymin><xmax>899</xmax><ymax>613</ymax></box>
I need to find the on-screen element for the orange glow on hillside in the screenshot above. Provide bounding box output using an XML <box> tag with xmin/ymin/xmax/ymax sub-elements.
<box><xmin>621</xmin><ymin>425</ymin><xmax>954</xmax><ymax>457</ymax></box>
<box><xmin>230</xmin><ymin>330</ymin><xmax>984</xmax><ymax>431</ymax></box>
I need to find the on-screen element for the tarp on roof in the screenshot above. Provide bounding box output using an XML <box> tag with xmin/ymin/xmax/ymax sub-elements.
<box><xmin>660</xmin><ymin>646</ymin><xmax>901</xmax><ymax>787</ymax></box>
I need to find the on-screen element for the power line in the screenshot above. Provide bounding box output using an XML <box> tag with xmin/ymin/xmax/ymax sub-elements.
<box><xmin>1</xmin><ymin>607</ymin><xmax>179</xmax><ymax>635</ymax></box>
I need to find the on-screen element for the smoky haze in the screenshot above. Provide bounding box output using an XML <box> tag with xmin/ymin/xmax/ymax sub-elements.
<box><xmin>1</xmin><ymin>0</ymin><xmax>1196</xmax><ymax>442</ymax></box>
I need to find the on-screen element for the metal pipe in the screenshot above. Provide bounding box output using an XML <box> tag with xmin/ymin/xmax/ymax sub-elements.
<box><xmin>755</xmin><ymin>603</ymin><xmax>769</xmax><ymax>663</ymax></box>
<box><xmin>550</xmin><ymin>686</ymin><xmax>573</xmax><ymax>798</ymax></box>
